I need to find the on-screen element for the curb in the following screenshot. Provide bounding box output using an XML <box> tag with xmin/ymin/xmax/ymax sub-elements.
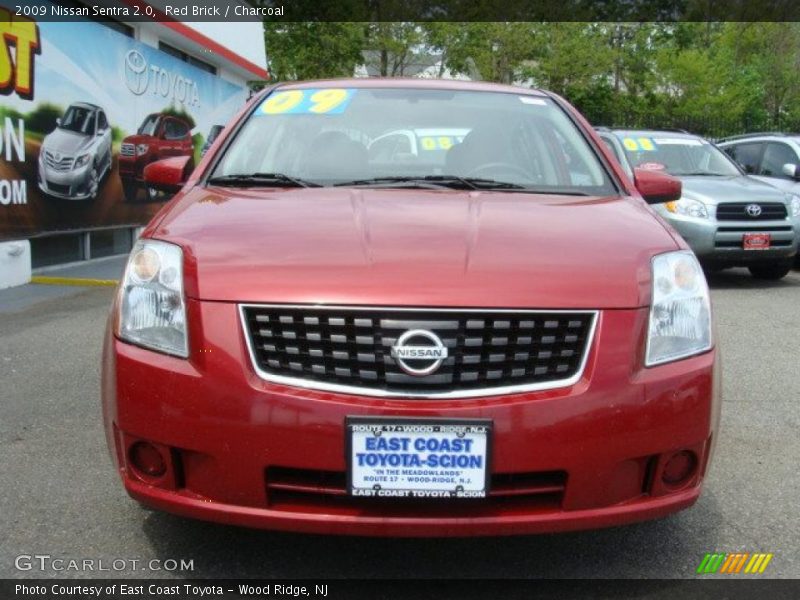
<box><xmin>30</xmin><ymin>276</ymin><xmax>119</xmax><ymax>288</ymax></box>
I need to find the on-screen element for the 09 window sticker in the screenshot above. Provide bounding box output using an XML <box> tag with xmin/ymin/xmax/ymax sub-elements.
<box><xmin>258</xmin><ymin>88</ymin><xmax>357</xmax><ymax>115</ymax></box>
<box><xmin>621</xmin><ymin>137</ymin><xmax>658</xmax><ymax>152</ymax></box>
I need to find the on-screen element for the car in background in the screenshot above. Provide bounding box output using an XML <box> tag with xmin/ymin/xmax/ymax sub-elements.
<box><xmin>119</xmin><ymin>113</ymin><xmax>194</xmax><ymax>201</ymax></box>
<box><xmin>37</xmin><ymin>102</ymin><xmax>112</xmax><ymax>200</ymax></box>
<box><xmin>597</xmin><ymin>128</ymin><xmax>800</xmax><ymax>280</ymax></box>
<box><xmin>103</xmin><ymin>79</ymin><xmax>720</xmax><ymax>537</ymax></box>
<box><xmin>717</xmin><ymin>132</ymin><xmax>800</xmax><ymax>194</ymax></box>
<box><xmin>200</xmin><ymin>125</ymin><xmax>224</xmax><ymax>158</ymax></box>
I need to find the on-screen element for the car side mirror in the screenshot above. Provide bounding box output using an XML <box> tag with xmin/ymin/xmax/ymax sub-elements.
<box><xmin>143</xmin><ymin>156</ymin><xmax>193</xmax><ymax>197</ymax></box>
<box><xmin>633</xmin><ymin>167</ymin><xmax>682</xmax><ymax>204</ymax></box>
<box><xmin>781</xmin><ymin>163</ymin><xmax>800</xmax><ymax>180</ymax></box>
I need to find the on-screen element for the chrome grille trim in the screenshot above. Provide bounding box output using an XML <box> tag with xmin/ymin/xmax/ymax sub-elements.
<box><xmin>120</xmin><ymin>143</ymin><xmax>135</xmax><ymax>157</ymax></box>
<box><xmin>238</xmin><ymin>304</ymin><xmax>599</xmax><ymax>399</ymax></box>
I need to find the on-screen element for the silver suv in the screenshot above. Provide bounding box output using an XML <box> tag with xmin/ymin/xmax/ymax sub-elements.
<box><xmin>38</xmin><ymin>102</ymin><xmax>113</xmax><ymax>200</ymax></box>
<box><xmin>597</xmin><ymin>128</ymin><xmax>800</xmax><ymax>280</ymax></box>
<box><xmin>717</xmin><ymin>132</ymin><xmax>800</xmax><ymax>194</ymax></box>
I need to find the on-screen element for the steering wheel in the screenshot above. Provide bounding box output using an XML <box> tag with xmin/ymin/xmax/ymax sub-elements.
<box><xmin>466</xmin><ymin>162</ymin><xmax>532</xmax><ymax>181</ymax></box>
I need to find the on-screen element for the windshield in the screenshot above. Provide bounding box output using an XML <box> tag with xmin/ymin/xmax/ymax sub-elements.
<box><xmin>138</xmin><ymin>115</ymin><xmax>160</xmax><ymax>136</ymax></box>
<box><xmin>59</xmin><ymin>106</ymin><xmax>95</xmax><ymax>136</ymax></box>
<box><xmin>210</xmin><ymin>87</ymin><xmax>615</xmax><ymax>194</ymax></box>
<box><xmin>616</xmin><ymin>133</ymin><xmax>741</xmax><ymax>176</ymax></box>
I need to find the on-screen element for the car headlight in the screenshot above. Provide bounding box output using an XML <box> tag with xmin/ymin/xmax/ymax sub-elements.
<box><xmin>787</xmin><ymin>194</ymin><xmax>800</xmax><ymax>217</ymax></box>
<box><xmin>117</xmin><ymin>240</ymin><xmax>188</xmax><ymax>358</ymax></box>
<box><xmin>663</xmin><ymin>198</ymin><xmax>708</xmax><ymax>219</ymax></box>
<box><xmin>136</xmin><ymin>144</ymin><xmax>149</xmax><ymax>156</ymax></box>
<box><xmin>74</xmin><ymin>153</ymin><xmax>91</xmax><ymax>168</ymax></box>
<box><xmin>646</xmin><ymin>251</ymin><xmax>712</xmax><ymax>366</ymax></box>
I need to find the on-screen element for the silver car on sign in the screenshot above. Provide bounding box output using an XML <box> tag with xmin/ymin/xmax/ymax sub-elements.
<box><xmin>597</xmin><ymin>128</ymin><xmax>800</xmax><ymax>280</ymax></box>
<box><xmin>38</xmin><ymin>102</ymin><xmax>113</xmax><ymax>200</ymax></box>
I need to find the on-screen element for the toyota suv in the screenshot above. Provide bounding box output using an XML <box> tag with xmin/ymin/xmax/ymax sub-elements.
<box><xmin>119</xmin><ymin>112</ymin><xmax>194</xmax><ymax>201</ymax></box>
<box><xmin>37</xmin><ymin>102</ymin><xmax>112</xmax><ymax>200</ymax></box>
<box><xmin>598</xmin><ymin>128</ymin><xmax>800</xmax><ymax>280</ymax></box>
<box><xmin>718</xmin><ymin>132</ymin><xmax>800</xmax><ymax>194</ymax></box>
<box><xmin>103</xmin><ymin>80</ymin><xmax>719</xmax><ymax>537</ymax></box>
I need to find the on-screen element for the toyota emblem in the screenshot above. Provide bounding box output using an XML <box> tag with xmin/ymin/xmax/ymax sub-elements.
<box><xmin>745</xmin><ymin>204</ymin><xmax>762</xmax><ymax>217</ymax></box>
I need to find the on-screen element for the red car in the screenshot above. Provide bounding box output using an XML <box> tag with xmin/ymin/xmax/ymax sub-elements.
<box><xmin>102</xmin><ymin>79</ymin><xmax>720</xmax><ymax>537</ymax></box>
<box><xmin>118</xmin><ymin>113</ymin><xmax>194</xmax><ymax>201</ymax></box>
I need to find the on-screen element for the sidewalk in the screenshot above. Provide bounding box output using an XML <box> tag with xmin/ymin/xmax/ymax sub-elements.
<box><xmin>0</xmin><ymin>255</ymin><xmax>126</xmax><ymax>314</ymax></box>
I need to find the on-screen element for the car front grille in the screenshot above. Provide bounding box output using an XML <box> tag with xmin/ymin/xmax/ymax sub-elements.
<box><xmin>120</xmin><ymin>143</ymin><xmax>135</xmax><ymax>157</ymax></box>
<box><xmin>46</xmin><ymin>181</ymin><xmax>71</xmax><ymax>195</ymax></box>
<box><xmin>716</xmin><ymin>202</ymin><xmax>787</xmax><ymax>221</ymax></box>
<box><xmin>43</xmin><ymin>151</ymin><xmax>73</xmax><ymax>172</ymax></box>
<box><xmin>240</xmin><ymin>305</ymin><xmax>597</xmax><ymax>398</ymax></box>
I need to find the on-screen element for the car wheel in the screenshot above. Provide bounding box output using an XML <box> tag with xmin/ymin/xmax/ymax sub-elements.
<box><xmin>122</xmin><ymin>179</ymin><xmax>138</xmax><ymax>202</ymax></box>
<box><xmin>87</xmin><ymin>164</ymin><xmax>99</xmax><ymax>200</ymax></box>
<box><xmin>748</xmin><ymin>262</ymin><xmax>793</xmax><ymax>280</ymax></box>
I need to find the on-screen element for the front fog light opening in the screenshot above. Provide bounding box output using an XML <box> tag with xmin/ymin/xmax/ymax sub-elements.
<box><xmin>662</xmin><ymin>450</ymin><xmax>698</xmax><ymax>487</ymax></box>
<box><xmin>129</xmin><ymin>441</ymin><xmax>167</xmax><ymax>478</ymax></box>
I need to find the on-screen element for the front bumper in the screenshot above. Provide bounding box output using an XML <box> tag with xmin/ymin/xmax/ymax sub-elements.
<box><xmin>662</xmin><ymin>212</ymin><xmax>798</xmax><ymax>265</ymax></box>
<box><xmin>37</xmin><ymin>158</ymin><xmax>93</xmax><ymax>200</ymax></box>
<box><xmin>102</xmin><ymin>301</ymin><xmax>720</xmax><ymax>537</ymax></box>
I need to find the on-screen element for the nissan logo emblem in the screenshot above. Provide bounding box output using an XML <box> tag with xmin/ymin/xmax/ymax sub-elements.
<box><xmin>745</xmin><ymin>204</ymin><xmax>762</xmax><ymax>217</ymax></box>
<box><xmin>390</xmin><ymin>329</ymin><xmax>448</xmax><ymax>376</ymax></box>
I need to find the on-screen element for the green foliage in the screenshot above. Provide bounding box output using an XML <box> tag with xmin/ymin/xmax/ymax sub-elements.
<box><xmin>261</xmin><ymin>20</ymin><xmax>800</xmax><ymax>135</ymax></box>
<box><xmin>25</xmin><ymin>103</ymin><xmax>62</xmax><ymax>135</ymax></box>
<box><xmin>160</xmin><ymin>106</ymin><xmax>196</xmax><ymax>129</ymax></box>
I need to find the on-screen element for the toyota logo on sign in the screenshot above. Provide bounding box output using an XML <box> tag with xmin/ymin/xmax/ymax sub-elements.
<box><xmin>745</xmin><ymin>204</ymin><xmax>762</xmax><ymax>217</ymax></box>
<box><xmin>124</xmin><ymin>49</ymin><xmax>148</xmax><ymax>96</ymax></box>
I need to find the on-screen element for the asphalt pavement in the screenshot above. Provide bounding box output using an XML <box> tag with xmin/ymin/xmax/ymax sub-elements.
<box><xmin>1</xmin><ymin>267</ymin><xmax>798</xmax><ymax>579</ymax></box>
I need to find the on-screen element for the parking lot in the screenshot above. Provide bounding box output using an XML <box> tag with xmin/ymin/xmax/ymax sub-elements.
<box><xmin>1</xmin><ymin>266</ymin><xmax>798</xmax><ymax>579</ymax></box>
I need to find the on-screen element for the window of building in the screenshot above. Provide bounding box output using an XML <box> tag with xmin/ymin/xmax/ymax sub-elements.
<box><xmin>158</xmin><ymin>41</ymin><xmax>217</xmax><ymax>75</ymax></box>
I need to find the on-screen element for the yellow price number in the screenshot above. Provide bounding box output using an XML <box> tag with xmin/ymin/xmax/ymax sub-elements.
<box><xmin>308</xmin><ymin>89</ymin><xmax>349</xmax><ymax>113</ymax></box>
<box><xmin>259</xmin><ymin>88</ymin><xmax>355</xmax><ymax>115</ymax></box>
<box><xmin>638</xmin><ymin>137</ymin><xmax>655</xmax><ymax>151</ymax></box>
<box><xmin>622</xmin><ymin>138</ymin><xmax>639</xmax><ymax>151</ymax></box>
<box><xmin>261</xmin><ymin>90</ymin><xmax>304</xmax><ymax>115</ymax></box>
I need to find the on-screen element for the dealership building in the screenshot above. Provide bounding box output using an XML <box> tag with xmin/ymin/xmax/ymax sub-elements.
<box><xmin>0</xmin><ymin>3</ymin><xmax>268</xmax><ymax>288</ymax></box>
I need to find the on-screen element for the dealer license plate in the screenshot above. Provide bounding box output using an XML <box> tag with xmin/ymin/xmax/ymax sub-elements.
<box><xmin>346</xmin><ymin>417</ymin><xmax>491</xmax><ymax>499</ymax></box>
<box><xmin>743</xmin><ymin>233</ymin><xmax>771</xmax><ymax>250</ymax></box>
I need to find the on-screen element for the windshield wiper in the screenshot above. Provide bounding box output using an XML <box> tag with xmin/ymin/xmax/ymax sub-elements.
<box><xmin>333</xmin><ymin>175</ymin><xmax>527</xmax><ymax>190</ymax></box>
<box><xmin>207</xmin><ymin>173</ymin><xmax>320</xmax><ymax>188</ymax></box>
<box><xmin>673</xmin><ymin>171</ymin><xmax>724</xmax><ymax>177</ymax></box>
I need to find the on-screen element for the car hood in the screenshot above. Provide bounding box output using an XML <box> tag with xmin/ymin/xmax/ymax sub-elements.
<box><xmin>152</xmin><ymin>187</ymin><xmax>681</xmax><ymax>309</ymax></box>
<box><xmin>121</xmin><ymin>134</ymin><xmax>154</xmax><ymax>145</ymax></box>
<box><xmin>42</xmin><ymin>127</ymin><xmax>92</xmax><ymax>155</ymax></box>
<box><xmin>679</xmin><ymin>174</ymin><xmax>788</xmax><ymax>205</ymax></box>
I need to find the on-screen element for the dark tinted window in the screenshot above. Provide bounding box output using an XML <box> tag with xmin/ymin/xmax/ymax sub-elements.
<box><xmin>760</xmin><ymin>142</ymin><xmax>799</xmax><ymax>178</ymax></box>
<box><xmin>60</xmin><ymin>105</ymin><xmax>95</xmax><ymax>136</ymax></box>
<box><xmin>97</xmin><ymin>111</ymin><xmax>108</xmax><ymax>131</ymax></box>
<box><xmin>164</xmin><ymin>119</ymin><xmax>189</xmax><ymax>140</ymax></box>
<box><xmin>725</xmin><ymin>142</ymin><xmax>763</xmax><ymax>174</ymax></box>
<box><xmin>138</xmin><ymin>115</ymin><xmax>160</xmax><ymax>136</ymax></box>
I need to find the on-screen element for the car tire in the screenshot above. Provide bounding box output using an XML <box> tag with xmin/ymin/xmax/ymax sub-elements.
<box><xmin>749</xmin><ymin>262</ymin><xmax>793</xmax><ymax>280</ymax></box>
<box><xmin>87</xmin><ymin>164</ymin><xmax>99</xmax><ymax>200</ymax></box>
<box><xmin>122</xmin><ymin>179</ymin><xmax>138</xmax><ymax>202</ymax></box>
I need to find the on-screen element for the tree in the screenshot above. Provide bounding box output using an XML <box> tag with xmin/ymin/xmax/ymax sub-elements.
<box><xmin>263</xmin><ymin>22</ymin><xmax>365</xmax><ymax>81</ymax></box>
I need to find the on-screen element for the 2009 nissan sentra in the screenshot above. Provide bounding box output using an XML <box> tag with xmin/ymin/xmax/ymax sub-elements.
<box><xmin>101</xmin><ymin>79</ymin><xmax>720</xmax><ymax>537</ymax></box>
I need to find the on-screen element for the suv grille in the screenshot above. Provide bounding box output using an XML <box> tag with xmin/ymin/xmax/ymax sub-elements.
<box><xmin>120</xmin><ymin>143</ymin><xmax>135</xmax><ymax>157</ymax></box>
<box><xmin>241</xmin><ymin>305</ymin><xmax>597</xmax><ymax>398</ymax></box>
<box><xmin>716</xmin><ymin>202</ymin><xmax>787</xmax><ymax>221</ymax></box>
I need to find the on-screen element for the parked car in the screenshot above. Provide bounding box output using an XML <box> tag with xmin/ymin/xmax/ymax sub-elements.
<box><xmin>200</xmin><ymin>125</ymin><xmax>224</xmax><ymax>158</ymax></box>
<box><xmin>597</xmin><ymin>128</ymin><xmax>800</xmax><ymax>280</ymax></box>
<box><xmin>103</xmin><ymin>80</ymin><xmax>719</xmax><ymax>537</ymax></box>
<box><xmin>717</xmin><ymin>132</ymin><xmax>800</xmax><ymax>194</ymax></box>
<box><xmin>119</xmin><ymin>113</ymin><xmax>194</xmax><ymax>201</ymax></box>
<box><xmin>37</xmin><ymin>102</ymin><xmax>112</xmax><ymax>200</ymax></box>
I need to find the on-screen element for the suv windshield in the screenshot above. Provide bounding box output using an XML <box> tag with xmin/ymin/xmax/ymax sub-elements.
<box><xmin>138</xmin><ymin>115</ymin><xmax>160</xmax><ymax>136</ymax></box>
<box><xmin>60</xmin><ymin>106</ymin><xmax>95</xmax><ymax>136</ymax></box>
<box><xmin>616</xmin><ymin>133</ymin><xmax>741</xmax><ymax>176</ymax></box>
<box><xmin>210</xmin><ymin>87</ymin><xmax>615</xmax><ymax>194</ymax></box>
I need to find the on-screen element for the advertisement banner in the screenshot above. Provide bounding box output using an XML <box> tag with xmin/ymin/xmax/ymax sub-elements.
<box><xmin>0</xmin><ymin>5</ymin><xmax>248</xmax><ymax>241</ymax></box>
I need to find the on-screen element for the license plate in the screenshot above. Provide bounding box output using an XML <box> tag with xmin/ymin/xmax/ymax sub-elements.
<box><xmin>743</xmin><ymin>233</ymin><xmax>771</xmax><ymax>250</ymax></box>
<box><xmin>346</xmin><ymin>417</ymin><xmax>491</xmax><ymax>499</ymax></box>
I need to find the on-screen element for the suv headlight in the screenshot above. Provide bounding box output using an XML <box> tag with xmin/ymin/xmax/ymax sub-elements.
<box><xmin>136</xmin><ymin>144</ymin><xmax>149</xmax><ymax>156</ymax></box>
<box><xmin>117</xmin><ymin>240</ymin><xmax>188</xmax><ymax>358</ymax></box>
<box><xmin>787</xmin><ymin>194</ymin><xmax>800</xmax><ymax>217</ymax></box>
<box><xmin>664</xmin><ymin>198</ymin><xmax>708</xmax><ymax>219</ymax></box>
<box><xmin>74</xmin><ymin>153</ymin><xmax>91</xmax><ymax>168</ymax></box>
<box><xmin>646</xmin><ymin>251</ymin><xmax>712</xmax><ymax>366</ymax></box>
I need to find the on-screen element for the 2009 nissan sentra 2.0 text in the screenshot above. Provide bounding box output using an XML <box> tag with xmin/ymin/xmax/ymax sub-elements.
<box><xmin>101</xmin><ymin>78</ymin><xmax>720</xmax><ymax>536</ymax></box>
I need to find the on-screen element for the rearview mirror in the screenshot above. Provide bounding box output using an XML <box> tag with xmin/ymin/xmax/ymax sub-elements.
<box><xmin>633</xmin><ymin>167</ymin><xmax>682</xmax><ymax>204</ymax></box>
<box><xmin>55</xmin><ymin>118</ymin><xmax>61</xmax><ymax>126</ymax></box>
<box><xmin>143</xmin><ymin>156</ymin><xmax>193</xmax><ymax>198</ymax></box>
<box><xmin>781</xmin><ymin>163</ymin><xmax>800</xmax><ymax>180</ymax></box>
